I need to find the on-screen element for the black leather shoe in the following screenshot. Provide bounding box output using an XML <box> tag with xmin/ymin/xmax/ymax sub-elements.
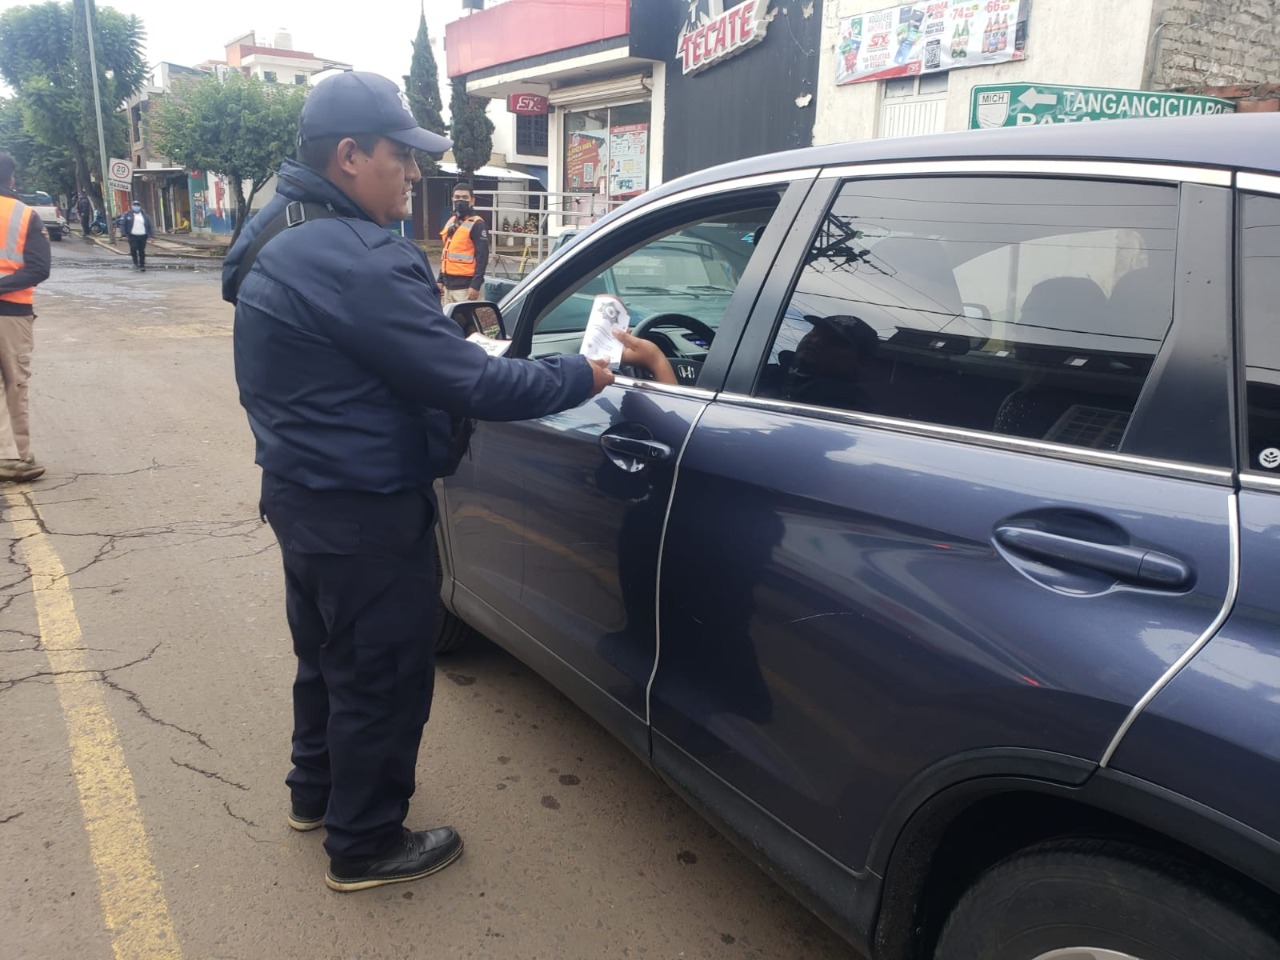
<box><xmin>287</xmin><ymin>801</ymin><xmax>325</xmax><ymax>832</ymax></box>
<box><xmin>325</xmin><ymin>827</ymin><xmax>463</xmax><ymax>892</ymax></box>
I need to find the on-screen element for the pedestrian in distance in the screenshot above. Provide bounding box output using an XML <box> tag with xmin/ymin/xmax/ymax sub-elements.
<box><xmin>438</xmin><ymin>182</ymin><xmax>489</xmax><ymax>304</ymax></box>
<box><xmin>75</xmin><ymin>192</ymin><xmax>92</xmax><ymax>238</ymax></box>
<box><xmin>221</xmin><ymin>70</ymin><xmax>659</xmax><ymax>894</ymax></box>
<box><xmin>0</xmin><ymin>153</ymin><xmax>50</xmax><ymax>483</ymax></box>
<box><xmin>121</xmin><ymin>200</ymin><xmax>153</xmax><ymax>271</ymax></box>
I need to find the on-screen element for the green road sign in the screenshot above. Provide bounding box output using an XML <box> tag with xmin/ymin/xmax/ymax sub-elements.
<box><xmin>970</xmin><ymin>83</ymin><xmax>1235</xmax><ymax>128</ymax></box>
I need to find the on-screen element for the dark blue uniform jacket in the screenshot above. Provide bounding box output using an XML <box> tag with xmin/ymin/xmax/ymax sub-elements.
<box><xmin>224</xmin><ymin>160</ymin><xmax>593</xmax><ymax>493</ymax></box>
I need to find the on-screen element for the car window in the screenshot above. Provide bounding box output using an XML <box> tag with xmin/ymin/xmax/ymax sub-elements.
<box><xmin>754</xmin><ymin>176</ymin><xmax>1179</xmax><ymax>452</ymax></box>
<box><xmin>1241</xmin><ymin>193</ymin><xmax>1280</xmax><ymax>474</ymax></box>
<box><xmin>529</xmin><ymin>204</ymin><xmax>779</xmax><ymax>377</ymax></box>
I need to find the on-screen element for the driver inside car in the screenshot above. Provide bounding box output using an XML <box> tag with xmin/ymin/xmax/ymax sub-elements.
<box><xmin>785</xmin><ymin>314</ymin><xmax>880</xmax><ymax>412</ymax></box>
<box><xmin>615</xmin><ymin>329</ymin><xmax>677</xmax><ymax>385</ymax></box>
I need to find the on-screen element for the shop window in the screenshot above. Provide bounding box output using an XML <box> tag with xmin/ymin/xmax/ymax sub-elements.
<box><xmin>563</xmin><ymin>100</ymin><xmax>651</xmax><ymax>217</ymax></box>
<box><xmin>516</xmin><ymin>113</ymin><xmax>548</xmax><ymax>158</ymax></box>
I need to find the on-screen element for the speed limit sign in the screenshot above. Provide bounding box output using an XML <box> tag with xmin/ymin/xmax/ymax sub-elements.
<box><xmin>108</xmin><ymin>157</ymin><xmax>133</xmax><ymax>193</ymax></box>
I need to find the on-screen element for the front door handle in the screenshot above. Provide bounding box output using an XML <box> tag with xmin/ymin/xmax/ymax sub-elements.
<box><xmin>599</xmin><ymin>434</ymin><xmax>672</xmax><ymax>463</ymax></box>
<box><xmin>994</xmin><ymin>525</ymin><xmax>1191</xmax><ymax>589</ymax></box>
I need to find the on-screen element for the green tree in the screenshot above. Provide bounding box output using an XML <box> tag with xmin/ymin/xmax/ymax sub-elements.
<box><xmin>149</xmin><ymin>72</ymin><xmax>307</xmax><ymax>243</ymax></box>
<box><xmin>0</xmin><ymin>1</ymin><xmax>146</xmax><ymax>210</ymax></box>
<box><xmin>403</xmin><ymin>7</ymin><xmax>446</xmax><ymax>175</ymax></box>
<box><xmin>449</xmin><ymin>77</ymin><xmax>493</xmax><ymax>183</ymax></box>
<box><xmin>0</xmin><ymin>96</ymin><xmax>76</xmax><ymax>201</ymax></box>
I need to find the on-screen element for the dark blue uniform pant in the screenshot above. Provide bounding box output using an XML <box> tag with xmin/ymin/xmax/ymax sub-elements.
<box><xmin>260</xmin><ymin>471</ymin><xmax>437</xmax><ymax>861</ymax></box>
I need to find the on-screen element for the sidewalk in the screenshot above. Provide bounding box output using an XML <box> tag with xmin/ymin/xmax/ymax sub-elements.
<box><xmin>85</xmin><ymin>231</ymin><xmax>228</xmax><ymax>260</ymax></box>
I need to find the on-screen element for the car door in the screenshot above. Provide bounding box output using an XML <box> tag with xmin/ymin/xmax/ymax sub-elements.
<box><xmin>439</xmin><ymin>176</ymin><xmax>815</xmax><ymax>748</ymax></box>
<box><xmin>1102</xmin><ymin>176</ymin><xmax>1280</xmax><ymax>854</ymax></box>
<box><xmin>648</xmin><ymin>164</ymin><xmax>1238</xmax><ymax>872</ymax></box>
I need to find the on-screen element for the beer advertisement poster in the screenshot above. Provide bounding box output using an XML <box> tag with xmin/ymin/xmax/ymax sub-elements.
<box><xmin>835</xmin><ymin>0</ymin><xmax>1027</xmax><ymax>86</ymax></box>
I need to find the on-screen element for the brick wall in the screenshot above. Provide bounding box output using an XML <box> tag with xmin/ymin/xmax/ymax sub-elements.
<box><xmin>1151</xmin><ymin>0</ymin><xmax>1280</xmax><ymax>89</ymax></box>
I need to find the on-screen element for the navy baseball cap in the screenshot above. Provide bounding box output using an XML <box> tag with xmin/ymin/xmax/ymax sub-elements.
<box><xmin>299</xmin><ymin>71</ymin><xmax>452</xmax><ymax>153</ymax></box>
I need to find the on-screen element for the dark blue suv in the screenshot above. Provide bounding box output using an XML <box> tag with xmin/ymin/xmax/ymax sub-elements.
<box><xmin>435</xmin><ymin>114</ymin><xmax>1280</xmax><ymax>960</ymax></box>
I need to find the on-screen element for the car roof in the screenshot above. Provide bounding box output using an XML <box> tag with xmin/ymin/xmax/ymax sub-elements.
<box><xmin>646</xmin><ymin>113</ymin><xmax>1280</xmax><ymax>203</ymax></box>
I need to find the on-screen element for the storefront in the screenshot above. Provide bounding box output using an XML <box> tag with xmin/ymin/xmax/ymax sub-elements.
<box><xmin>629</xmin><ymin>0</ymin><xmax>822</xmax><ymax>180</ymax></box>
<box><xmin>446</xmin><ymin>0</ymin><xmax>822</xmax><ymax>218</ymax></box>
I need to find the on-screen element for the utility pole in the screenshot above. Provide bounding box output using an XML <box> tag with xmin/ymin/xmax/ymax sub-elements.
<box><xmin>83</xmin><ymin>0</ymin><xmax>115</xmax><ymax>240</ymax></box>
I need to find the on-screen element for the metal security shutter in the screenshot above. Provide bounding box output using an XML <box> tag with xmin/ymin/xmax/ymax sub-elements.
<box><xmin>549</xmin><ymin>74</ymin><xmax>650</xmax><ymax>108</ymax></box>
<box><xmin>879</xmin><ymin>97</ymin><xmax>947</xmax><ymax>139</ymax></box>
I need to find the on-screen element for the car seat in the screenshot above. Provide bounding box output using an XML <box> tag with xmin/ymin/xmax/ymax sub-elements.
<box><xmin>993</xmin><ymin>277</ymin><xmax>1131</xmax><ymax>448</ymax></box>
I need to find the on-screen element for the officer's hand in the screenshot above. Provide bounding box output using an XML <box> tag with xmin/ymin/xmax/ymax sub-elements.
<box><xmin>466</xmin><ymin>287</ymin><xmax>481</xmax><ymax>301</ymax></box>
<box><xmin>587</xmin><ymin>358</ymin><xmax>614</xmax><ymax>397</ymax></box>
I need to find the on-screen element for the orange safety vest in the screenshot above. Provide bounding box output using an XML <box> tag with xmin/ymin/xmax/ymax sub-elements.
<box><xmin>0</xmin><ymin>195</ymin><xmax>35</xmax><ymax>306</ymax></box>
<box><xmin>440</xmin><ymin>215</ymin><xmax>483</xmax><ymax>278</ymax></box>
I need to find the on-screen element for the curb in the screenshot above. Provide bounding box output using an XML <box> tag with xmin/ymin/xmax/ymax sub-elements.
<box><xmin>82</xmin><ymin>234</ymin><xmax>225</xmax><ymax>260</ymax></box>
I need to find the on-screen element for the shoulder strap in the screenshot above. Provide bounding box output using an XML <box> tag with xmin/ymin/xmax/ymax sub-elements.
<box><xmin>230</xmin><ymin>200</ymin><xmax>339</xmax><ymax>300</ymax></box>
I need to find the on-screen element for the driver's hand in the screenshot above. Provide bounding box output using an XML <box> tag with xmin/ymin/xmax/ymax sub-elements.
<box><xmin>587</xmin><ymin>358</ymin><xmax>615</xmax><ymax>397</ymax></box>
<box><xmin>615</xmin><ymin>331</ymin><xmax>677</xmax><ymax>385</ymax></box>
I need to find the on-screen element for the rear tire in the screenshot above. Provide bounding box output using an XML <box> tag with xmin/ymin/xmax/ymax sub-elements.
<box><xmin>432</xmin><ymin>534</ymin><xmax>472</xmax><ymax>654</ymax></box>
<box><xmin>48</xmin><ymin>228</ymin><xmax>63</xmax><ymax>242</ymax></box>
<box><xmin>934</xmin><ymin>838</ymin><xmax>1280</xmax><ymax>960</ymax></box>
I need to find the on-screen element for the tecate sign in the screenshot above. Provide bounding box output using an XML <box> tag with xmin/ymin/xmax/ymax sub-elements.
<box><xmin>677</xmin><ymin>0</ymin><xmax>772</xmax><ymax>76</ymax></box>
<box><xmin>507</xmin><ymin>93</ymin><xmax>549</xmax><ymax>115</ymax></box>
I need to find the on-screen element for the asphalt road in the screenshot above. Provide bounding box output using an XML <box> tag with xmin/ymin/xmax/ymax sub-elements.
<box><xmin>0</xmin><ymin>240</ymin><xmax>857</xmax><ymax>960</ymax></box>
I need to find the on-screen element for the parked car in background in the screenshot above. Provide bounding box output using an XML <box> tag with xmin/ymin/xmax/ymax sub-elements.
<box><xmin>436</xmin><ymin>114</ymin><xmax>1280</xmax><ymax>960</ymax></box>
<box><xmin>16</xmin><ymin>191</ymin><xmax>70</xmax><ymax>242</ymax></box>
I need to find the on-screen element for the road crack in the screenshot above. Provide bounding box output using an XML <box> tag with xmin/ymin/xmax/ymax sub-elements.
<box><xmin>222</xmin><ymin>801</ymin><xmax>257</xmax><ymax>828</ymax></box>
<box><xmin>172</xmin><ymin>759</ymin><xmax>247</xmax><ymax>790</ymax></box>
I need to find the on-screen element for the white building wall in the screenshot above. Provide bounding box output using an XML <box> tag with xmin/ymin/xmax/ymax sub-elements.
<box><xmin>814</xmin><ymin>0</ymin><xmax>1159</xmax><ymax>144</ymax></box>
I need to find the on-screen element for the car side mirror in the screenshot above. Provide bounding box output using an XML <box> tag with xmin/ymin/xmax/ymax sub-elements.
<box><xmin>444</xmin><ymin>301</ymin><xmax>507</xmax><ymax>341</ymax></box>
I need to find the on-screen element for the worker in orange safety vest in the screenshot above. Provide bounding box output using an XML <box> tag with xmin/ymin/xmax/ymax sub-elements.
<box><xmin>0</xmin><ymin>152</ymin><xmax>51</xmax><ymax>482</ymax></box>
<box><xmin>437</xmin><ymin>182</ymin><xmax>489</xmax><ymax>304</ymax></box>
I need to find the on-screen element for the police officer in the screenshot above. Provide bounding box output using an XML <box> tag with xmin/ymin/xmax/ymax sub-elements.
<box><xmin>222</xmin><ymin>71</ymin><xmax>614</xmax><ymax>893</ymax></box>
<box><xmin>0</xmin><ymin>153</ymin><xmax>50</xmax><ymax>483</ymax></box>
<box><xmin>438</xmin><ymin>182</ymin><xmax>488</xmax><ymax>303</ymax></box>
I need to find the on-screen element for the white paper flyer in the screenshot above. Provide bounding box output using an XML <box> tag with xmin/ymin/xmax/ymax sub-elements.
<box><xmin>467</xmin><ymin>331</ymin><xmax>512</xmax><ymax>357</ymax></box>
<box><xmin>579</xmin><ymin>295</ymin><xmax>630</xmax><ymax>366</ymax></box>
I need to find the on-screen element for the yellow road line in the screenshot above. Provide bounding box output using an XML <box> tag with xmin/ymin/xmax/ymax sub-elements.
<box><xmin>3</xmin><ymin>489</ymin><xmax>183</xmax><ymax>960</ymax></box>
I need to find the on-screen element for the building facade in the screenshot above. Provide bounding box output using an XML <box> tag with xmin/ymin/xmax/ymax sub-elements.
<box><xmin>814</xmin><ymin>0</ymin><xmax>1278</xmax><ymax>142</ymax></box>
<box><xmin>446</xmin><ymin>0</ymin><xmax>822</xmax><ymax>226</ymax></box>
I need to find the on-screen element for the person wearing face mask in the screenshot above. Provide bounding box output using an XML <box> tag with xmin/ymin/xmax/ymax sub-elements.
<box><xmin>437</xmin><ymin>183</ymin><xmax>489</xmax><ymax>303</ymax></box>
<box><xmin>121</xmin><ymin>200</ymin><xmax>153</xmax><ymax>271</ymax></box>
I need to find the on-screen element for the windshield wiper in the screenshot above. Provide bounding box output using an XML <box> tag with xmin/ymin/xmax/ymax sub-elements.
<box><xmin>622</xmin><ymin>285</ymin><xmax>686</xmax><ymax>294</ymax></box>
<box><xmin>682</xmin><ymin>284</ymin><xmax>735</xmax><ymax>293</ymax></box>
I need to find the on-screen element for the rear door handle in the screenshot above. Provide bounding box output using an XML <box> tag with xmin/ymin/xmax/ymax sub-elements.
<box><xmin>994</xmin><ymin>525</ymin><xmax>1191</xmax><ymax>589</ymax></box>
<box><xmin>599</xmin><ymin>434</ymin><xmax>672</xmax><ymax>462</ymax></box>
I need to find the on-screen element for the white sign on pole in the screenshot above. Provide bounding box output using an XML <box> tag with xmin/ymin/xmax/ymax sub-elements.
<box><xmin>108</xmin><ymin>157</ymin><xmax>133</xmax><ymax>193</ymax></box>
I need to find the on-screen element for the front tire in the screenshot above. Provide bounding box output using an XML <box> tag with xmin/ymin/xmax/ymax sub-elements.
<box><xmin>934</xmin><ymin>839</ymin><xmax>1280</xmax><ymax>960</ymax></box>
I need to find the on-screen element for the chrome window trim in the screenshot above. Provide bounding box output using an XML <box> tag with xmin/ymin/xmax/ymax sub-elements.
<box><xmin>819</xmin><ymin>158</ymin><xmax>1231</xmax><ymax>186</ymax></box>
<box><xmin>613</xmin><ymin>374</ymin><xmax>716</xmax><ymax>400</ymax></box>
<box><xmin>1238</xmin><ymin>171</ymin><xmax>1280</xmax><ymax>195</ymax></box>
<box><xmin>1100</xmin><ymin>491</ymin><xmax>1241</xmax><ymax>768</ymax></box>
<box><xmin>722</xmin><ymin>393</ymin><xmax>1234</xmax><ymax>485</ymax></box>
<box><xmin>1240</xmin><ymin>472</ymin><xmax>1280</xmax><ymax>492</ymax></box>
<box><xmin>511</xmin><ymin>169</ymin><xmax>820</xmax><ymax>303</ymax></box>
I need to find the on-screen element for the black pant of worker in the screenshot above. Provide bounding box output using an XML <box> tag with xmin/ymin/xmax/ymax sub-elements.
<box><xmin>259</xmin><ymin>471</ymin><xmax>438</xmax><ymax>861</ymax></box>
<box><xmin>128</xmin><ymin>234</ymin><xmax>148</xmax><ymax>268</ymax></box>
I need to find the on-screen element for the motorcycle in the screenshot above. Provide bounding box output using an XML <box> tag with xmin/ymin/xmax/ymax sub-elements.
<box><xmin>88</xmin><ymin>210</ymin><xmax>109</xmax><ymax>236</ymax></box>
